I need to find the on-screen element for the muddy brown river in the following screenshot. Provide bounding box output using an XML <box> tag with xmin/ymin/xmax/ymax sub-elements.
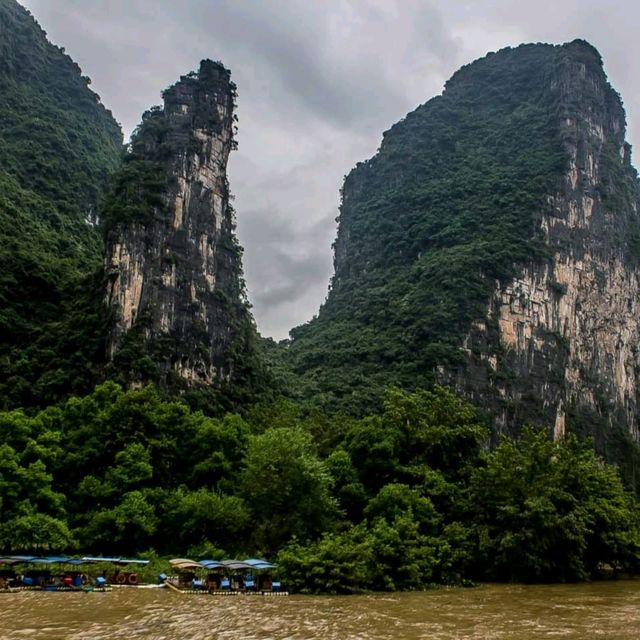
<box><xmin>1</xmin><ymin>581</ymin><xmax>639</xmax><ymax>639</ymax></box>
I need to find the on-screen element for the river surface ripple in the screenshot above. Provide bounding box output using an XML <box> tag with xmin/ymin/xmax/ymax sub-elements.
<box><xmin>1</xmin><ymin>581</ymin><xmax>639</xmax><ymax>639</ymax></box>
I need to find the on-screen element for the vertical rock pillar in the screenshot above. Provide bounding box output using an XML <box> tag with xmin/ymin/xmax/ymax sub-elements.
<box><xmin>104</xmin><ymin>60</ymin><xmax>249</xmax><ymax>388</ymax></box>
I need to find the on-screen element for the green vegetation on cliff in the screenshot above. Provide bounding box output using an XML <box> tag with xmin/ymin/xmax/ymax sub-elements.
<box><xmin>288</xmin><ymin>42</ymin><xmax>590</xmax><ymax>413</ymax></box>
<box><xmin>1</xmin><ymin>10</ymin><xmax>639</xmax><ymax>594</ymax></box>
<box><xmin>0</xmin><ymin>0</ymin><xmax>122</xmax><ymax>410</ymax></box>
<box><xmin>101</xmin><ymin>106</ymin><xmax>167</xmax><ymax>228</ymax></box>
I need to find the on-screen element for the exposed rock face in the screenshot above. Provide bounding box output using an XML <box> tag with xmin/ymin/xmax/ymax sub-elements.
<box><xmin>454</xmin><ymin>44</ymin><xmax>640</xmax><ymax>439</ymax></box>
<box><xmin>105</xmin><ymin>60</ymin><xmax>250</xmax><ymax>387</ymax></box>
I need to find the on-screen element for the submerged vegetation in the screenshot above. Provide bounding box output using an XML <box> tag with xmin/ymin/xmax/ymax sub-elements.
<box><xmin>1</xmin><ymin>383</ymin><xmax>639</xmax><ymax>592</ymax></box>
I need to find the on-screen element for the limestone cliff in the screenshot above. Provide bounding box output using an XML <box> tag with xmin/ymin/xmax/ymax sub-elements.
<box><xmin>454</xmin><ymin>42</ymin><xmax>640</xmax><ymax>440</ymax></box>
<box><xmin>104</xmin><ymin>60</ymin><xmax>254</xmax><ymax>391</ymax></box>
<box><xmin>288</xmin><ymin>40</ymin><xmax>640</xmax><ymax>446</ymax></box>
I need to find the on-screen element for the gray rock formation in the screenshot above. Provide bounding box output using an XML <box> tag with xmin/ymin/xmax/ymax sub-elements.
<box><xmin>104</xmin><ymin>60</ymin><xmax>251</xmax><ymax>388</ymax></box>
<box><xmin>451</xmin><ymin>43</ymin><xmax>640</xmax><ymax>440</ymax></box>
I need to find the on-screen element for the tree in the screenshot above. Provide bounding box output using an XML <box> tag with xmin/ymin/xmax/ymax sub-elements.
<box><xmin>241</xmin><ymin>427</ymin><xmax>337</xmax><ymax>553</ymax></box>
<box><xmin>0</xmin><ymin>513</ymin><xmax>75</xmax><ymax>552</ymax></box>
<box><xmin>172</xmin><ymin>489</ymin><xmax>250</xmax><ymax>551</ymax></box>
<box><xmin>470</xmin><ymin>427</ymin><xmax>640</xmax><ymax>581</ymax></box>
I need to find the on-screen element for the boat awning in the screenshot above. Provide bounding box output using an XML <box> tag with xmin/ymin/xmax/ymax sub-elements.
<box><xmin>243</xmin><ymin>558</ymin><xmax>276</xmax><ymax>569</ymax></box>
<box><xmin>116</xmin><ymin>558</ymin><xmax>150</xmax><ymax>565</ymax></box>
<box><xmin>5</xmin><ymin>556</ymin><xmax>37</xmax><ymax>564</ymax></box>
<box><xmin>37</xmin><ymin>556</ymin><xmax>74</xmax><ymax>564</ymax></box>
<box><xmin>81</xmin><ymin>556</ymin><xmax>149</xmax><ymax>565</ymax></box>
<box><xmin>199</xmin><ymin>559</ymin><xmax>224</xmax><ymax>569</ymax></box>
<box><xmin>25</xmin><ymin>556</ymin><xmax>62</xmax><ymax>564</ymax></box>
<box><xmin>169</xmin><ymin>558</ymin><xmax>203</xmax><ymax>570</ymax></box>
<box><xmin>0</xmin><ymin>556</ymin><xmax>26</xmax><ymax>565</ymax></box>
<box><xmin>220</xmin><ymin>559</ymin><xmax>254</xmax><ymax>571</ymax></box>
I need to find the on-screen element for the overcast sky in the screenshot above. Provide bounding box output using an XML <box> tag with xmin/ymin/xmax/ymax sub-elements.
<box><xmin>20</xmin><ymin>0</ymin><xmax>640</xmax><ymax>339</ymax></box>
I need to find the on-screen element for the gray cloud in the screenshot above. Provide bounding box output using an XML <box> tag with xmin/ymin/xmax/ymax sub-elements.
<box><xmin>20</xmin><ymin>0</ymin><xmax>640</xmax><ymax>338</ymax></box>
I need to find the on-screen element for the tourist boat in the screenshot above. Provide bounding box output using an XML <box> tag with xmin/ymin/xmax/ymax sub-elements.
<box><xmin>165</xmin><ymin>559</ymin><xmax>210</xmax><ymax>595</ymax></box>
<box><xmin>2</xmin><ymin>555</ymin><xmax>287</xmax><ymax>595</ymax></box>
<box><xmin>0</xmin><ymin>556</ymin><xmax>111</xmax><ymax>592</ymax></box>
<box><xmin>164</xmin><ymin>557</ymin><xmax>287</xmax><ymax>596</ymax></box>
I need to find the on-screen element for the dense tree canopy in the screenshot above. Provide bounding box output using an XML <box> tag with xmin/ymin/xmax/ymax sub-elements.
<box><xmin>0</xmin><ymin>0</ymin><xmax>122</xmax><ymax>410</ymax></box>
<box><xmin>1</xmin><ymin>382</ymin><xmax>638</xmax><ymax>592</ymax></box>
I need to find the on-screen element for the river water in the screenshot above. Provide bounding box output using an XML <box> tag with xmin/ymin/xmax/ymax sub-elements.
<box><xmin>1</xmin><ymin>581</ymin><xmax>639</xmax><ymax>639</ymax></box>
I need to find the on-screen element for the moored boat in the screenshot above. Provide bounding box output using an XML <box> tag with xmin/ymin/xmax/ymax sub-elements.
<box><xmin>0</xmin><ymin>556</ymin><xmax>111</xmax><ymax>592</ymax></box>
<box><xmin>164</xmin><ymin>557</ymin><xmax>288</xmax><ymax>596</ymax></box>
<box><xmin>81</xmin><ymin>556</ymin><xmax>152</xmax><ymax>588</ymax></box>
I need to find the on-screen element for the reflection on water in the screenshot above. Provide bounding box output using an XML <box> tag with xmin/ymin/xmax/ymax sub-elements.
<box><xmin>0</xmin><ymin>581</ymin><xmax>639</xmax><ymax>639</ymax></box>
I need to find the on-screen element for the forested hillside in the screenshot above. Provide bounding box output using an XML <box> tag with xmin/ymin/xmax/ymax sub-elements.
<box><xmin>0</xmin><ymin>0</ymin><xmax>122</xmax><ymax>409</ymax></box>
<box><xmin>1</xmin><ymin>1</ymin><xmax>640</xmax><ymax>592</ymax></box>
<box><xmin>287</xmin><ymin>40</ymin><xmax>640</xmax><ymax>446</ymax></box>
<box><xmin>287</xmin><ymin>43</ymin><xmax>568</xmax><ymax>412</ymax></box>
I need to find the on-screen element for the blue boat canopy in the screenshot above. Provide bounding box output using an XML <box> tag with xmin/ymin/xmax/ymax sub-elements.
<box><xmin>4</xmin><ymin>555</ymin><xmax>37</xmax><ymax>564</ymax></box>
<box><xmin>28</xmin><ymin>557</ymin><xmax>52</xmax><ymax>564</ymax></box>
<box><xmin>0</xmin><ymin>555</ymin><xmax>82</xmax><ymax>565</ymax></box>
<box><xmin>220</xmin><ymin>559</ymin><xmax>254</xmax><ymax>570</ymax></box>
<box><xmin>243</xmin><ymin>558</ymin><xmax>276</xmax><ymax>569</ymax></box>
<box><xmin>1</xmin><ymin>555</ymin><xmax>146</xmax><ymax>566</ymax></box>
<box><xmin>35</xmin><ymin>556</ymin><xmax>73</xmax><ymax>564</ymax></box>
<box><xmin>117</xmin><ymin>558</ymin><xmax>150</xmax><ymax>565</ymax></box>
<box><xmin>199</xmin><ymin>559</ymin><xmax>224</xmax><ymax>569</ymax></box>
<box><xmin>0</xmin><ymin>556</ymin><xmax>25</xmax><ymax>565</ymax></box>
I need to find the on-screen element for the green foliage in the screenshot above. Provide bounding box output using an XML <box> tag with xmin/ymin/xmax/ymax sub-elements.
<box><xmin>287</xmin><ymin>43</ymin><xmax>583</xmax><ymax>413</ymax></box>
<box><xmin>102</xmin><ymin>108</ymin><xmax>168</xmax><ymax>228</ymax></box>
<box><xmin>344</xmin><ymin>386</ymin><xmax>487</xmax><ymax>496</ymax></box>
<box><xmin>0</xmin><ymin>381</ymin><xmax>638</xmax><ymax>590</ymax></box>
<box><xmin>0</xmin><ymin>514</ymin><xmax>75</xmax><ymax>552</ymax></box>
<box><xmin>240</xmin><ymin>427</ymin><xmax>337</xmax><ymax>554</ymax></box>
<box><xmin>277</xmin><ymin>389</ymin><xmax>640</xmax><ymax>592</ymax></box>
<box><xmin>277</xmin><ymin>527</ymin><xmax>375</xmax><ymax>594</ymax></box>
<box><xmin>0</xmin><ymin>0</ymin><xmax>122</xmax><ymax>409</ymax></box>
<box><xmin>0</xmin><ymin>408</ymin><xmax>71</xmax><ymax>552</ymax></box>
<box><xmin>469</xmin><ymin>427</ymin><xmax>640</xmax><ymax>582</ymax></box>
<box><xmin>171</xmin><ymin>489</ymin><xmax>251</xmax><ymax>552</ymax></box>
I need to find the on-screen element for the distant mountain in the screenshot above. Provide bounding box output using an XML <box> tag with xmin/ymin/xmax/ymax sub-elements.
<box><xmin>0</xmin><ymin>0</ymin><xmax>122</xmax><ymax>408</ymax></box>
<box><xmin>288</xmin><ymin>41</ymin><xmax>640</xmax><ymax>452</ymax></box>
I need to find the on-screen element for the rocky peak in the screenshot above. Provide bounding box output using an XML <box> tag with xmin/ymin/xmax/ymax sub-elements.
<box><xmin>456</xmin><ymin>41</ymin><xmax>640</xmax><ymax>442</ymax></box>
<box><xmin>104</xmin><ymin>60</ymin><xmax>252</xmax><ymax>390</ymax></box>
